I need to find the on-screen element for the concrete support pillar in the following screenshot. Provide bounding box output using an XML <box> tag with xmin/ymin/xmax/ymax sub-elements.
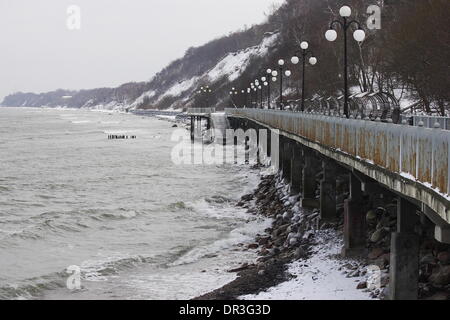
<box><xmin>190</xmin><ymin>116</ymin><xmax>194</xmax><ymax>142</ymax></box>
<box><xmin>342</xmin><ymin>172</ymin><xmax>366</xmax><ymax>257</ymax></box>
<box><xmin>390</xmin><ymin>197</ymin><xmax>420</xmax><ymax>300</ymax></box>
<box><xmin>302</xmin><ymin>151</ymin><xmax>318</xmax><ymax>199</ymax></box>
<box><xmin>256</xmin><ymin>125</ymin><xmax>261</xmax><ymax>165</ymax></box>
<box><xmin>435</xmin><ymin>226</ymin><xmax>450</xmax><ymax>244</ymax></box>
<box><xmin>290</xmin><ymin>144</ymin><xmax>303</xmax><ymax>195</ymax></box>
<box><xmin>282</xmin><ymin>140</ymin><xmax>292</xmax><ymax>182</ymax></box>
<box><xmin>279</xmin><ymin>137</ymin><xmax>285</xmax><ymax>175</ymax></box>
<box><xmin>320</xmin><ymin>161</ymin><xmax>337</xmax><ymax>221</ymax></box>
<box><xmin>196</xmin><ymin>116</ymin><xmax>202</xmax><ymax>142</ymax></box>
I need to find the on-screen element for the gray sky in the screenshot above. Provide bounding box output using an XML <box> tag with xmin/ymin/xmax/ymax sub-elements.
<box><xmin>0</xmin><ymin>0</ymin><xmax>285</xmax><ymax>101</ymax></box>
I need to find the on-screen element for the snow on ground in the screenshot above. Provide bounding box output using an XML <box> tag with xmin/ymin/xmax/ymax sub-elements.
<box><xmin>157</xmin><ymin>77</ymin><xmax>200</xmax><ymax>103</ymax></box>
<box><xmin>240</xmin><ymin>230</ymin><xmax>372</xmax><ymax>300</ymax></box>
<box><xmin>129</xmin><ymin>90</ymin><xmax>156</xmax><ymax>109</ymax></box>
<box><xmin>207</xmin><ymin>33</ymin><xmax>279</xmax><ymax>83</ymax></box>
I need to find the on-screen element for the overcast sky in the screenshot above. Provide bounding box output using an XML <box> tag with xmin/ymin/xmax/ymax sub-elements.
<box><xmin>0</xmin><ymin>0</ymin><xmax>285</xmax><ymax>101</ymax></box>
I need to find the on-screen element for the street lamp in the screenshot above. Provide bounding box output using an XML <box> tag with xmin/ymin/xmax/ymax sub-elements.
<box><xmin>278</xmin><ymin>59</ymin><xmax>285</xmax><ymax>110</ymax></box>
<box><xmin>258</xmin><ymin>85</ymin><xmax>263</xmax><ymax>109</ymax></box>
<box><xmin>325</xmin><ymin>5</ymin><xmax>366</xmax><ymax>118</ymax></box>
<box><xmin>263</xmin><ymin>81</ymin><xmax>268</xmax><ymax>109</ymax></box>
<box><xmin>254</xmin><ymin>79</ymin><xmax>261</xmax><ymax>108</ymax></box>
<box><xmin>291</xmin><ymin>41</ymin><xmax>318</xmax><ymax>111</ymax></box>
<box><xmin>266</xmin><ymin>69</ymin><xmax>273</xmax><ymax>109</ymax></box>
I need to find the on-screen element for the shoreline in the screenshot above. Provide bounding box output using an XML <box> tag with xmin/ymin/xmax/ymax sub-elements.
<box><xmin>194</xmin><ymin>173</ymin><xmax>374</xmax><ymax>300</ymax></box>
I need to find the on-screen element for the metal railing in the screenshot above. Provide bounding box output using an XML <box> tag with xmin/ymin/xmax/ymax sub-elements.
<box><xmin>187</xmin><ymin>107</ymin><xmax>216</xmax><ymax>115</ymax></box>
<box><xmin>226</xmin><ymin>108</ymin><xmax>450</xmax><ymax>198</ymax></box>
<box><xmin>131</xmin><ymin>109</ymin><xmax>182</xmax><ymax>116</ymax></box>
<box><xmin>399</xmin><ymin>115</ymin><xmax>450</xmax><ymax>130</ymax></box>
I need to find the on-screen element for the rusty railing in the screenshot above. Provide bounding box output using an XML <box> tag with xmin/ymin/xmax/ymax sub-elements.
<box><xmin>226</xmin><ymin>108</ymin><xmax>450</xmax><ymax>198</ymax></box>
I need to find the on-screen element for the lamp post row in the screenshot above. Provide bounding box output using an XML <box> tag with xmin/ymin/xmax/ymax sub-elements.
<box><xmin>226</xmin><ymin>5</ymin><xmax>366</xmax><ymax>118</ymax></box>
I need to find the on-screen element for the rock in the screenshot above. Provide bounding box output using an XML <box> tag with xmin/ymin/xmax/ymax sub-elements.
<box><xmin>380</xmin><ymin>274</ymin><xmax>390</xmax><ymax>288</ymax></box>
<box><xmin>282</xmin><ymin>212</ymin><xmax>292</xmax><ymax>221</ymax></box>
<box><xmin>347</xmin><ymin>270</ymin><xmax>360</xmax><ymax>278</ymax></box>
<box><xmin>370</xmin><ymin>228</ymin><xmax>388</xmax><ymax>243</ymax></box>
<box><xmin>258</xmin><ymin>237</ymin><xmax>270</xmax><ymax>246</ymax></box>
<box><xmin>272</xmin><ymin>247</ymin><xmax>281</xmax><ymax>255</ymax></box>
<box><xmin>368</xmin><ymin>248</ymin><xmax>385</xmax><ymax>260</ymax></box>
<box><xmin>289</xmin><ymin>237</ymin><xmax>298</xmax><ymax>246</ymax></box>
<box><xmin>172</xmin><ymin>124</ymin><xmax>178</xmax><ymax>128</ymax></box>
<box><xmin>247</xmin><ymin>243</ymin><xmax>259</xmax><ymax>250</ymax></box>
<box><xmin>429</xmin><ymin>265</ymin><xmax>450</xmax><ymax>286</ymax></box>
<box><xmin>421</xmin><ymin>253</ymin><xmax>437</xmax><ymax>265</ymax></box>
<box><xmin>294</xmin><ymin>247</ymin><xmax>307</xmax><ymax>260</ymax></box>
<box><xmin>241</xmin><ymin>194</ymin><xmax>254</xmax><ymax>202</ymax></box>
<box><xmin>366</xmin><ymin>210</ymin><xmax>377</xmax><ymax>221</ymax></box>
<box><xmin>228</xmin><ymin>263</ymin><xmax>250</xmax><ymax>273</ymax></box>
<box><xmin>357</xmin><ymin>282</ymin><xmax>367</xmax><ymax>290</ymax></box>
<box><xmin>258</xmin><ymin>270</ymin><xmax>265</xmax><ymax>276</ymax></box>
<box><xmin>437</xmin><ymin>251</ymin><xmax>450</xmax><ymax>265</ymax></box>
<box><xmin>274</xmin><ymin>224</ymin><xmax>290</xmax><ymax>237</ymax></box>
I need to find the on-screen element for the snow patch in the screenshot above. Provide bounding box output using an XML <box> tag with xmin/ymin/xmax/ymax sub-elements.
<box><xmin>207</xmin><ymin>33</ymin><xmax>279</xmax><ymax>83</ymax></box>
<box><xmin>240</xmin><ymin>230</ymin><xmax>372</xmax><ymax>300</ymax></box>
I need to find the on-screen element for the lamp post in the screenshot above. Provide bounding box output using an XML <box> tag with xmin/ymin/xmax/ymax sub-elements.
<box><xmin>263</xmin><ymin>80</ymin><xmax>268</xmax><ymax>109</ymax></box>
<box><xmin>271</xmin><ymin>69</ymin><xmax>279</xmax><ymax>109</ymax></box>
<box><xmin>278</xmin><ymin>59</ymin><xmax>285</xmax><ymax>110</ymax></box>
<box><xmin>255</xmin><ymin>79</ymin><xmax>260</xmax><ymax>108</ymax></box>
<box><xmin>291</xmin><ymin>41</ymin><xmax>318</xmax><ymax>112</ymax></box>
<box><xmin>229</xmin><ymin>88</ymin><xmax>235</xmax><ymax>107</ymax></box>
<box><xmin>266</xmin><ymin>69</ymin><xmax>272</xmax><ymax>109</ymax></box>
<box><xmin>271</xmin><ymin>74</ymin><xmax>278</xmax><ymax>109</ymax></box>
<box><xmin>258</xmin><ymin>85</ymin><xmax>263</xmax><ymax>109</ymax></box>
<box><xmin>325</xmin><ymin>5</ymin><xmax>366</xmax><ymax>118</ymax></box>
<box><xmin>250</xmin><ymin>83</ymin><xmax>255</xmax><ymax>108</ymax></box>
<box><xmin>260</xmin><ymin>76</ymin><xmax>267</xmax><ymax>108</ymax></box>
<box><xmin>204</xmin><ymin>85</ymin><xmax>212</xmax><ymax>108</ymax></box>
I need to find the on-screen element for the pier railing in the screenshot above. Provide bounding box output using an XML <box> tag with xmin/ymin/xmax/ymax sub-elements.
<box><xmin>187</xmin><ymin>107</ymin><xmax>216</xmax><ymax>115</ymax></box>
<box><xmin>410</xmin><ymin>115</ymin><xmax>450</xmax><ymax>130</ymax></box>
<box><xmin>226</xmin><ymin>108</ymin><xmax>450</xmax><ymax>199</ymax></box>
